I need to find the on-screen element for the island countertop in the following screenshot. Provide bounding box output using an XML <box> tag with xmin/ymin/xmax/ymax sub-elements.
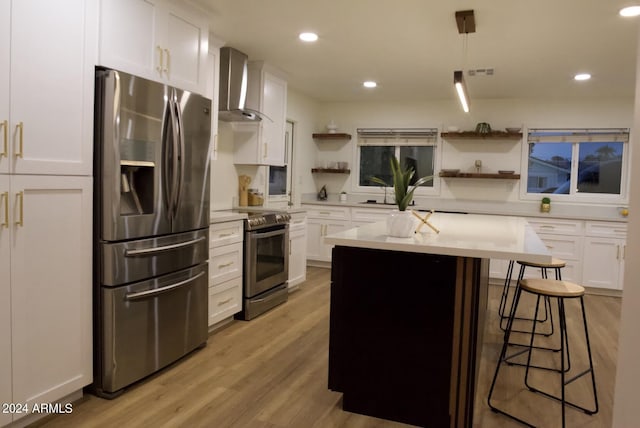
<box><xmin>324</xmin><ymin>211</ymin><xmax>552</xmax><ymax>263</ymax></box>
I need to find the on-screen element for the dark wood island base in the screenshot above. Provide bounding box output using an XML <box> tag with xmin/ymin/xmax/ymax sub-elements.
<box><xmin>328</xmin><ymin>246</ymin><xmax>489</xmax><ymax>427</ymax></box>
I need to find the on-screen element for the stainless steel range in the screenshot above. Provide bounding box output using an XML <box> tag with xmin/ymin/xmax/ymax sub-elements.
<box><xmin>235</xmin><ymin>210</ymin><xmax>291</xmax><ymax>320</ymax></box>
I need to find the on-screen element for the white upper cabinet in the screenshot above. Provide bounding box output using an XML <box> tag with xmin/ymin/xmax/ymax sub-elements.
<box><xmin>234</xmin><ymin>62</ymin><xmax>287</xmax><ymax>166</ymax></box>
<box><xmin>0</xmin><ymin>1</ymin><xmax>9</xmax><ymax>175</ymax></box>
<box><xmin>99</xmin><ymin>0</ymin><xmax>208</xmax><ymax>95</ymax></box>
<box><xmin>1</xmin><ymin>0</ymin><xmax>96</xmax><ymax>176</ymax></box>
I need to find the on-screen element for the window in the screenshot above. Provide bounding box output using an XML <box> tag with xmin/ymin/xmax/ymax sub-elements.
<box><xmin>357</xmin><ymin>128</ymin><xmax>437</xmax><ymax>191</ymax></box>
<box><xmin>525</xmin><ymin>129</ymin><xmax>629</xmax><ymax>199</ymax></box>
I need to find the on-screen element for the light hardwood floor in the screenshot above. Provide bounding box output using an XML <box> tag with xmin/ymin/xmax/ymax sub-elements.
<box><xmin>32</xmin><ymin>267</ymin><xmax>620</xmax><ymax>428</ymax></box>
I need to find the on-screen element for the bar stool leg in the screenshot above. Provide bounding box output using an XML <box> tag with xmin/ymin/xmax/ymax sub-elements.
<box><xmin>524</xmin><ymin>296</ymin><xmax>598</xmax><ymax>425</ymax></box>
<box><xmin>500</xmin><ymin>264</ymin><xmax>552</xmax><ymax>335</ymax></box>
<box><xmin>488</xmin><ymin>286</ymin><xmax>536</xmax><ymax>427</ymax></box>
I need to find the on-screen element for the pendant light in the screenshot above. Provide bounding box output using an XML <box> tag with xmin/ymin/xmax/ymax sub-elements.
<box><xmin>454</xmin><ymin>10</ymin><xmax>475</xmax><ymax>113</ymax></box>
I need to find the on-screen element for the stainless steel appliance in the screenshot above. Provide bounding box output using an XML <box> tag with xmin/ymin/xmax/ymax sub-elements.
<box><xmin>93</xmin><ymin>68</ymin><xmax>211</xmax><ymax>397</ymax></box>
<box><xmin>236</xmin><ymin>211</ymin><xmax>290</xmax><ymax>320</ymax></box>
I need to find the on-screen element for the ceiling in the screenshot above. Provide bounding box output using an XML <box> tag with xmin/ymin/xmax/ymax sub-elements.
<box><xmin>192</xmin><ymin>0</ymin><xmax>639</xmax><ymax>103</ymax></box>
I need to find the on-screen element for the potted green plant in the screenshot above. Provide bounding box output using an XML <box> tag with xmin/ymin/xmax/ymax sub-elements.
<box><xmin>371</xmin><ymin>156</ymin><xmax>433</xmax><ymax>237</ymax></box>
<box><xmin>541</xmin><ymin>196</ymin><xmax>551</xmax><ymax>213</ymax></box>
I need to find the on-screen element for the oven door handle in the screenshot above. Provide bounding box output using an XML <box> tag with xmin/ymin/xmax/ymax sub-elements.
<box><xmin>124</xmin><ymin>236</ymin><xmax>206</xmax><ymax>257</ymax></box>
<box><xmin>250</xmin><ymin>228</ymin><xmax>287</xmax><ymax>240</ymax></box>
<box><xmin>125</xmin><ymin>271</ymin><xmax>205</xmax><ymax>300</ymax></box>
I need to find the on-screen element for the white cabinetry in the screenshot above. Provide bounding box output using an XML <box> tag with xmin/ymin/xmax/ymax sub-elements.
<box><xmin>520</xmin><ymin>218</ymin><xmax>583</xmax><ymax>283</ymax></box>
<box><xmin>208</xmin><ymin>220</ymin><xmax>244</xmax><ymax>326</ymax></box>
<box><xmin>1</xmin><ymin>0</ymin><xmax>95</xmax><ymax>176</ymax></box>
<box><xmin>288</xmin><ymin>212</ymin><xmax>307</xmax><ymax>289</ymax></box>
<box><xmin>99</xmin><ymin>0</ymin><xmax>208</xmax><ymax>94</ymax></box>
<box><xmin>350</xmin><ymin>206</ymin><xmax>391</xmax><ymax>227</ymax></box>
<box><xmin>233</xmin><ymin>63</ymin><xmax>287</xmax><ymax>166</ymax></box>
<box><xmin>0</xmin><ymin>176</ymin><xmax>10</xmax><ymax>427</ymax></box>
<box><xmin>305</xmin><ymin>206</ymin><xmax>350</xmax><ymax>263</ymax></box>
<box><xmin>206</xmin><ymin>38</ymin><xmax>223</xmax><ymax>160</ymax></box>
<box><xmin>582</xmin><ymin>221</ymin><xmax>627</xmax><ymax>290</ymax></box>
<box><xmin>1</xmin><ymin>175</ymin><xmax>92</xmax><ymax>424</ymax></box>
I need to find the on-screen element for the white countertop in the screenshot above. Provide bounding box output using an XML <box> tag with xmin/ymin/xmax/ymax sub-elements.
<box><xmin>324</xmin><ymin>212</ymin><xmax>552</xmax><ymax>263</ymax></box>
<box><xmin>210</xmin><ymin>210</ymin><xmax>247</xmax><ymax>223</ymax></box>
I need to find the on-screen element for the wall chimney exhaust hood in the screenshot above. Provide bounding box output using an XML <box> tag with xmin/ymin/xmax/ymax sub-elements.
<box><xmin>218</xmin><ymin>47</ymin><xmax>265</xmax><ymax>122</ymax></box>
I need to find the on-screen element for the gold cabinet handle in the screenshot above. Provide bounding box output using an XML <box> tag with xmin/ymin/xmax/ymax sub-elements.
<box><xmin>263</xmin><ymin>142</ymin><xmax>267</xmax><ymax>158</ymax></box>
<box><xmin>616</xmin><ymin>245</ymin><xmax>620</xmax><ymax>260</ymax></box>
<box><xmin>15</xmin><ymin>122</ymin><xmax>23</xmax><ymax>158</ymax></box>
<box><xmin>156</xmin><ymin>46</ymin><xmax>163</xmax><ymax>72</ymax></box>
<box><xmin>218</xmin><ymin>261</ymin><xmax>234</xmax><ymax>269</ymax></box>
<box><xmin>1</xmin><ymin>120</ymin><xmax>7</xmax><ymax>158</ymax></box>
<box><xmin>1</xmin><ymin>192</ymin><xmax>8</xmax><ymax>228</ymax></box>
<box><xmin>15</xmin><ymin>191</ymin><xmax>23</xmax><ymax>227</ymax></box>
<box><xmin>217</xmin><ymin>297</ymin><xmax>233</xmax><ymax>306</ymax></box>
<box><xmin>163</xmin><ymin>48</ymin><xmax>170</xmax><ymax>73</ymax></box>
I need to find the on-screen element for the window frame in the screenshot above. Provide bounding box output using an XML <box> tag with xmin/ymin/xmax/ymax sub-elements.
<box><xmin>519</xmin><ymin>128</ymin><xmax>630</xmax><ymax>203</ymax></box>
<box><xmin>352</xmin><ymin>128</ymin><xmax>441</xmax><ymax>196</ymax></box>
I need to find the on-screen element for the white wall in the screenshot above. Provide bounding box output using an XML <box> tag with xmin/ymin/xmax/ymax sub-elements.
<box><xmin>612</xmin><ymin>27</ymin><xmax>640</xmax><ymax>428</ymax></box>
<box><xmin>286</xmin><ymin>88</ymin><xmax>321</xmax><ymax>207</ymax></box>
<box><xmin>300</xmin><ymin>98</ymin><xmax>633</xmax><ymax>201</ymax></box>
<box><xmin>211</xmin><ymin>122</ymin><xmax>238</xmax><ymax>210</ymax></box>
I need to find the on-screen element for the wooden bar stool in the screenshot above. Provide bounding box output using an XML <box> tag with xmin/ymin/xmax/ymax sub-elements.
<box><xmin>488</xmin><ymin>278</ymin><xmax>599</xmax><ymax>427</ymax></box>
<box><xmin>498</xmin><ymin>258</ymin><xmax>567</xmax><ymax>335</ymax></box>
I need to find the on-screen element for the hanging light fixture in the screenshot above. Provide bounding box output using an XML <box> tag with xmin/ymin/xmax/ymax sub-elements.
<box><xmin>454</xmin><ymin>10</ymin><xmax>475</xmax><ymax>113</ymax></box>
<box><xmin>453</xmin><ymin>71</ymin><xmax>469</xmax><ymax>113</ymax></box>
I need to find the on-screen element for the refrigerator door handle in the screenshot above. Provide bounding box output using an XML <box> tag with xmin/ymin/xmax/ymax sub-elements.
<box><xmin>168</xmin><ymin>91</ymin><xmax>180</xmax><ymax>218</ymax></box>
<box><xmin>162</xmin><ymin>93</ymin><xmax>174</xmax><ymax>218</ymax></box>
<box><xmin>124</xmin><ymin>271</ymin><xmax>205</xmax><ymax>300</ymax></box>
<box><xmin>124</xmin><ymin>236</ymin><xmax>206</xmax><ymax>257</ymax></box>
<box><xmin>174</xmin><ymin>93</ymin><xmax>185</xmax><ymax>214</ymax></box>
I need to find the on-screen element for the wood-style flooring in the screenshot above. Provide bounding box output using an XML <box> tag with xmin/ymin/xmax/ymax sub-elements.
<box><xmin>32</xmin><ymin>267</ymin><xmax>620</xmax><ymax>427</ymax></box>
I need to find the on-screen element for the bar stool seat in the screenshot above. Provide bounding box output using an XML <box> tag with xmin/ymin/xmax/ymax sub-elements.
<box><xmin>521</xmin><ymin>278</ymin><xmax>583</xmax><ymax>297</ymax></box>
<box><xmin>488</xmin><ymin>278</ymin><xmax>599</xmax><ymax>427</ymax></box>
<box><xmin>517</xmin><ymin>257</ymin><xmax>567</xmax><ymax>270</ymax></box>
<box><xmin>498</xmin><ymin>258</ymin><xmax>567</xmax><ymax>335</ymax></box>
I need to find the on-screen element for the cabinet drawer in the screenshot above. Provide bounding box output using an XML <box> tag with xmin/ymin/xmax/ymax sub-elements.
<box><xmin>208</xmin><ymin>277</ymin><xmax>242</xmax><ymax>326</ymax></box>
<box><xmin>210</xmin><ymin>221</ymin><xmax>244</xmax><ymax>247</ymax></box>
<box><xmin>527</xmin><ymin>218</ymin><xmax>584</xmax><ymax>235</ymax></box>
<box><xmin>303</xmin><ymin>205</ymin><xmax>350</xmax><ymax>220</ymax></box>
<box><xmin>351</xmin><ymin>207</ymin><xmax>391</xmax><ymax>223</ymax></box>
<box><xmin>210</xmin><ymin>242</ymin><xmax>243</xmax><ymax>285</ymax></box>
<box><xmin>585</xmin><ymin>221</ymin><xmax>628</xmax><ymax>238</ymax></box>
<box><xmin>537</xmin><ymin>234</ymin><xmax>583</xmax><ymax>261</ymax></box>
<box><xmin>289</xmin><ymin>213</ymin><xmax>307</xmax><ymax>231</ymax></box>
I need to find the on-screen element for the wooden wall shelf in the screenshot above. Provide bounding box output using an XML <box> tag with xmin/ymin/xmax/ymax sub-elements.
<box><xmin>439</xmin><ymin>171</ymin><xmax>520</xmax><ymax>179</ymax></box>
<box><xmin>440</xmin><ymin>131</ymin><xmax>522</xmax><ymax>140</ymax></box>
<box><xmin>312</xmin><ymin>133</ymin><xmax>352</xmax><ymax>140</ymax></box>
<box><xmin>311</xmin><ymin>168</ymin><xmax>351</xmax><ymax>174</ymax></box>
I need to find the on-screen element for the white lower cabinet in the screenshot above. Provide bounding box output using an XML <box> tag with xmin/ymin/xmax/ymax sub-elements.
<box><xmin>288</xmin><ymin>213</ymin><xmax>307</xmax><ymax>288</ymax></box>
<box><xmin>0</xmin><ymin>176</ymin><xmax>11</xmax><ymax>427</ymax></box>
<box><xmin>208</xmin><ymin>220</ymin><xmax>244</xmax><ymax>326</ymax></box>
<box><xmin>0</xmin><ymin>175</ymin><xmax>92</xmax><ymax>425</ymax></box>
<box><xmin>304</xmin><ymin>205</ymin><xmax>350</xmax><ymax>263</ymax></box>
<box><xmin>582</xmin><ymin>221</ymin><xmax>627</xmax><ymax>290</ymax></box>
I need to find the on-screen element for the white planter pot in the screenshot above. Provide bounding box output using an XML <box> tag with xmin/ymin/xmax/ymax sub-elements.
<box><xmin>386</xmin><ymin>210</ymin><xmax>415</xmax><ymax>238</ymax></box>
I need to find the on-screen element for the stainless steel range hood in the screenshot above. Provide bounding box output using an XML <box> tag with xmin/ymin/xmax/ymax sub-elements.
<box><xmin>219</xmin><ymin>47</ymin><xmax>263</xmax><ymax>122</ymax></box>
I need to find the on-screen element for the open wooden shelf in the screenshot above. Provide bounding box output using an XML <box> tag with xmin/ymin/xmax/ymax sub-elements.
<box><xmin>312</xmin><ymin>133</ymin><xmax>352</xmax><ymax>140</ymax></box>
<box><xmin>311</xmin><ymin>168</ymin><xmax>351</xmax><ymax>174</ymax></box>
<box><xmin>440</xmin><ymin>131</ymin><xmax>522</xmax><ymax>140</ymax></box>
<box><xmin>439</xmin><ymin>171</ymin><xmax>521</xmax><ymax>179</ymax></box>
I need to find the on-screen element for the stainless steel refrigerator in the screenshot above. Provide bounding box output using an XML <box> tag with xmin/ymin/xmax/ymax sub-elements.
<box><xmin>93</xmin><ymin>68</ymin><xmax>211</xmax><ymax>397</ymax></box>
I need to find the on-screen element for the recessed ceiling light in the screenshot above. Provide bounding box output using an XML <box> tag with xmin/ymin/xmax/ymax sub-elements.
<box><xmin>574</xmin><ymin>73</ymin><xmax>591</xmax><ymax>81</ymax></box>
<box><xmin>620</xmin><ymin>6</ymin><xmax>640</xmax><ymax>17</ymax></box>
<box><xmin>363</xmin><ymin>81</ymin><xmax>377</xmax><ymax>88</ymax></box>
<box><xmin>299</xmin><ymin>32</ymin><xmax>318</xmax><ymax>42</ymax></box>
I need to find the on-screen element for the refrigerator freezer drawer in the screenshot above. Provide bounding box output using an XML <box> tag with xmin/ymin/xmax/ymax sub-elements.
<box><xmin>101</xmin><ymin>228</ymin><xmax>209</xmax><ymax>286</ymax></box>
<box><xmin>99</xmin><ymin>263</ymin><xmax>208</xmax><ymax>394</ymax></box>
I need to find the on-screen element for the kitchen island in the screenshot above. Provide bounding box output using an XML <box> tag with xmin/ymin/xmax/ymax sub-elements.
<box><xmin>325</xmin><ymin>212</ymin><xmax>550</xmax><ymax>427</ymax></box>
